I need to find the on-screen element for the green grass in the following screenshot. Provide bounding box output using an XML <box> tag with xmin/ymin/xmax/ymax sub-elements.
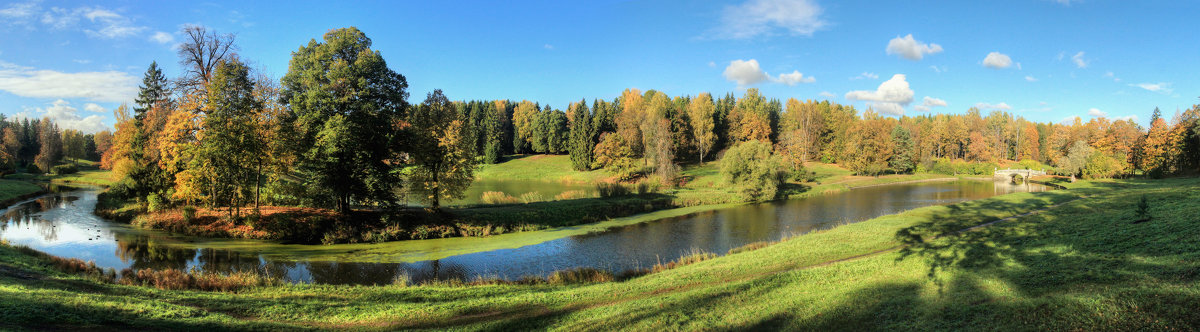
<box><xmin>4</xmin><ymin>177</ymin><xmax>1199</xmax><ymax>330</ymax></box>
<box><xmin>475</xmin><ymin>155</ymin><xmax>610</xmax><ymax>184</ymax></box>
<box><xmin>0</xmin><ymin>179</ymin><xmax>44</xmax><ymax>205</ymax></box>
<box><xmin>3</xmin><ymin>160</ymin><xmax>114</xmax><ymax>187</ymax></box>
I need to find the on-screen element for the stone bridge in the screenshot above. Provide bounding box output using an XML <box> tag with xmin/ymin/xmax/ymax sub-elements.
<box><xmin>994</xmin><ymin>168</ymin><xmax>1047</xmax><ymax>182</ymax></box>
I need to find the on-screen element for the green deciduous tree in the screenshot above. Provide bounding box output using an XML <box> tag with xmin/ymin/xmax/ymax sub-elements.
<box><xmin>720</xmin><ymin>140</ymin><xmax>783</xmax><ymax>201</ymax></box>
<box><xmin>408</xmin><ymin>90</ymin><xmax>477</xmax><ymax>210</ymax></box>
<box><xmin>197</xmin><ymin>59</ymin><xmax>262</xmax><ymax>217</ymax></box>
<box><xmin>280</xmin><ymin>27</ymin><xmax>408</xmax><ymax>212</ymax></box>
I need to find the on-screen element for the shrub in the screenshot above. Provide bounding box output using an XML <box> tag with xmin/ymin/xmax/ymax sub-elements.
<box><xmin>634</xmin><ymin>182</ymin><xmax>659</xmax><ymax>195</ymax></box>
<box><xmin>481</xmin><ymin>191</ymin><xmax>520</xmax><ymax>204</ymax></box>
<box><xmin>1082</xmin><ymin>152</ymin><xmax>1129</xmax><ymax>179</ymax></box>
<box><xmin>596</xmin><ymin>183</ymin><xmax>630</xmax><ymax>198</ymax></box>
<box><xmin>25</xmin><ymin>164</ymin><xmax>41</xmax><ymax>174</ymax></box>
<box><xmin>50</xmin><ymin>164</ymin><xmax>78</xmax><ymax>175</ymax></box>
<box><xmin>146</xmin><ymin>193</ymin><xmax>166</xmax><ymax>212</ymax></box>
<box><xmin>1134</xmin><ymin>195</ymin><xmax>1151</xmax><ymax>221</ymax></box>
<box><xmin>181</xmin><ymin>206</ymin><xmax>197</xmax><ymax>223</ymax></box>
<box><xmin>720</xmin><ymin>141</ymin><xmax>784</xmax><ymax>201</ymax></box>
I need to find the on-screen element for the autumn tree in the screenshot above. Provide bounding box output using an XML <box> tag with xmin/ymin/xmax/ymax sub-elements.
<box><xmin>511</xmin><ymin>100</ymin><xmax>540</xmax><ymax>154</ymax></box>
<box><xmin>728</xmin><ymin>88</ymin><xmax>771</xmax><ymax>143</ymax></box>
<box><xmin>615</xmin><ymin>88</ymin><xmax>645</xmax><ymax>157</ymax></box>
<box><xmin>408</xmin><ymin>90</ymin><xmax>477</xmax><ymax>210</ymax></box>
<box><xmin>280</xmin><ymin>27</ymin><xmax>408</xmax><ymax>212</ymax></box>
<box><xmin>593</xmin><ymin>133</ymin><xmax>638</xmax><ymax>181</ymax></box>
<box><xmin>688</xmin><ymin>93</ymin><xmax>716</xmax><ymax>163</ymax></box>
<box><xmin>843</xmin><ymin>110</ymin><xmax>894</xmax><ymax>176</ymax></box>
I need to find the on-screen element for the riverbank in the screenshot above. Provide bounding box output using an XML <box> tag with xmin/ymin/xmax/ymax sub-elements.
<box><xmin>110</xmin><ymin>159</ymin><xmax>969</xmax><ymax>245</ymax></box>
<box><xmin>5</xmin><ymin>176</ymin><xmax>1197</xmax><ymax>330</ymax></box>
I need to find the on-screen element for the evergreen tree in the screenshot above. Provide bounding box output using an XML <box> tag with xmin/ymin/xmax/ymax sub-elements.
<box><xmin>568</xmin><ymin>100</ymin><xmax>595</xmax><ymax>170</ymax></box>
<box><xmin>890</xmin><ymin>125</ymin><xmax>916</xmax><ymax>173</ymax></box>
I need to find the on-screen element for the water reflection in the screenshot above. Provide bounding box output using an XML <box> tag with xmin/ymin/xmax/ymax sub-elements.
<box><xmin>0</xmin><ymin>180</ymin><xmax>1046</xmax><ymax>285</ymax></box>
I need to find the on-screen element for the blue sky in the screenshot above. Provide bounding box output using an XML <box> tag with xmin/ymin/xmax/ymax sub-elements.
<box><xmin>0</xmin><ymin>0</ymin><xmax>1196</xmax><ymax>133</ymax></box>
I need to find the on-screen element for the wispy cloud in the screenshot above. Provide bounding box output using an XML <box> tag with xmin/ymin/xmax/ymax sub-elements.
<box><xmin>708</xmin><ymin>0</ymin><xmax>826</xmax><ymax>39</ymax></box>
<box><xmin>1131</xmin><ymin>82</ymin><xmax>1173</xmax><ymax>94</ymax></box>
<box><xmin>851</xmin><ymin>72</ymin><xmax>878</xmax><ymax>80</ymax></box>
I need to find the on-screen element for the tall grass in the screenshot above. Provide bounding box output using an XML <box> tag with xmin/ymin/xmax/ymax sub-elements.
<box><xmin>481</xmin><ymin>191</ymin><xmax>520</xmax><ymax>204</ymax></box>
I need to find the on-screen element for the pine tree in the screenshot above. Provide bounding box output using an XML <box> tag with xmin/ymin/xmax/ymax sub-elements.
<box><xmin>568</xmin><ymin>100</ymin><xmax>595</xmax><ymax>170</ymax></box>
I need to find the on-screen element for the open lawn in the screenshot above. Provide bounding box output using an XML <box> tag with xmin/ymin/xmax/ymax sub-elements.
<box><xmin>474</xmin><ymin>155</ymin><xmax>611</xmax><ymax>184</ymax></box>
<box><xmin>3</xmin><ymin>177</ymin><xmax>1198</xmax><ymax>330</ymax></box>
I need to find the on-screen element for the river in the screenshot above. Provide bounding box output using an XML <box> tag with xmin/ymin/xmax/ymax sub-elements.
<box><xmin>0</xmin><ymin>180</ymin><xmax>1047</xmax><ymax>285</ymax></box>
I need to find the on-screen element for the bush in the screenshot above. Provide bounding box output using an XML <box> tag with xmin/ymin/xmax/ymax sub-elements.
<box><xmin>25</xmin><ymin>164</ymin><xmax>41</xmax><ymax>174</ymax></box>
<box><xmin>50</xmin><ymin>164</ymin><xmax>78</xmax><ymax>175</ymax></box>
<box><xmin>481</xmin><ymin>191</ymin><xmax>520</xmax><ymax>204</ymax></box>
<box><xmin>596</xmin><ymin>183</ymin><xmax>630</xmax><ymax>198</ymax></box>
<box><xmin>720</xmin><ymin>141</ymin><xmax>784</xmax><ymax>201</ymax></box>
<box><xmin>146</xmin><ymin>193</ymin><xmax>166</xmax><ymax>212</ymax></box>
<box><xmin>1082</xmin><ymin>152</ymin><xmax>1128</xmax><ymax>179</ymax></box>
<box><xmin>181</xmin><ymin>206</ymin><xmax>197</xmax><ymax>223</ymax></box>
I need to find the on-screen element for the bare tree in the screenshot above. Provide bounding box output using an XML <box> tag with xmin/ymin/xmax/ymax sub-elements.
<box><xmin>176</xmin><ymin>25</ymin><xmax>238</xmax><ymax>93</ymax></box>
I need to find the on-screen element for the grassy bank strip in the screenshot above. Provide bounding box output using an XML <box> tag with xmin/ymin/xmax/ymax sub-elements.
<box><xmin>0</xmin><ymin>177</ymin><xmax>1119</xmax><ymax>331</ymax></box>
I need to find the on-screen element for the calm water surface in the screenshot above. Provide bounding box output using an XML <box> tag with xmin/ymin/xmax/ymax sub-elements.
<box><xmin>0</xmin><ymin>180</ymin><xmax>1046</xmax><ymax>285</ymax></box>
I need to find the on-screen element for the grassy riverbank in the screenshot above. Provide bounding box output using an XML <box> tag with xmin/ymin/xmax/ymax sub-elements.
<box><xmin>115</xmin><ymin>157</ymin><xmax>967</xmax><ymax>244</ymax></box>
<box><xmin>4</xmin><ymin>177</ymin><xmax>1199</xmax><ymax>330</ymax></box>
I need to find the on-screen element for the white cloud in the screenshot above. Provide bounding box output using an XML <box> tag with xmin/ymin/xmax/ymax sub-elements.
<box><xmin>17</xmin><ymin>99</ymin><xmax>109</xmax><ymax>133</ymax></box>
<box><xmin>0</xmin><ymin>60</ymin><xmax>138</xmax><ymax>102</ymax></box>
<box><xmin>150</xmin><ymin>31</ymin><xmax>174</xmax><ymax>44</ymax></box>
<box><xmin>775</xmin><ymin>70</ymin><xmax>815</xmax><ymax>85</ymax></box>
<box><xmin>1132</xmin><ymin>82</ymin><xmax>1173</xmax><ymax>94</ymax></box>
<box><xmin>1025</xmin><ymin>75</ymin><xmax>1038</xmax><ymax>82</ymax></box>
<box><xmin>1071</xmin><ymin>51</ymin><xmax>1088</xmax><ymax>68</ymax></box>
<box><xmin>711</xmin><ymin>0</ymin><xmax>826</xmax><ymax>39</ymax></box>
<box><xmin>930</xmin><ymin>65</ymin><xmax>946</xmax><ymax>73</ymax></box>
<box><xmin>1051</xmin><ymin>0</ymin><xmax>1082</xmax><ymax>6</ymax></box>
<box><xmin>975</xmin><ymin>102</ymin><xmax>1012</xmax><ymax>111</ymax></box>
<box><xmin>83</xmin><ymin>103</ymin><xmax>105</xmax><ymax>113</ymax></box>
<box><xmin>819</xmin><ymin>91</ymin><xmax>835</xmax><ymax>98</ymax></box>
<box><xmin>543</xmin><ymin>44</ymin><xmax>554</xmax><ymax>50</ymax></box>
<box><xmin>844</xmin><ymin>74</ymin><xmax>914</xmax><ymax>115</ymax></box>
<box><xmin>886</xmin><ymin>34</ymin><xmax>943</xmax><ymax>61</ymax></box>
<box><xmin>707</xmin><ymin>61</ymin><xmax>716</xmax><ymax>68</ymax></box>
<box><xmin>1113</xmin><ymin>115</ymin><xmax>1137</xmax><ymax>122</ymax></box>
<box><xmin>982</xmin><ymin>52</ymin><xmax>1014</xmax><ymax>69</ymax></box>
<box><xmin>723</xmin><ymin>59</ymin><xmax>770</xmax><ymax>85</ymax></box>
<box><xmin>722</xmin><ymin>59</ymin><xmax>815</xmax><ymax>86</ymax></box>
<box><xmin>913</xmin><ymin>96</ymin><xmax>947</xmax><ymax>112</ymax></box>
<box><xmin>1087</xmin><ymin>108</ymin><xmax>1106</xmax><ymax>117</ymax></box>
<box><xmin>851</xmin><ymin>72</ymin><xmax>878</xmax><ymax>80</ymax></box>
